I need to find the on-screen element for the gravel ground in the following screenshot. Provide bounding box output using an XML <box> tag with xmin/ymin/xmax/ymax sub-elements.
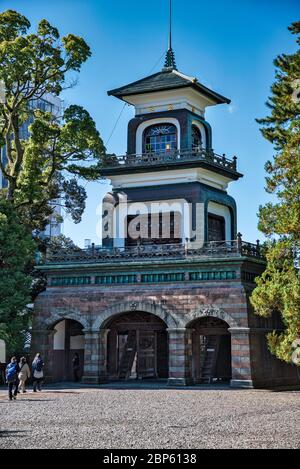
<box><xmin>0</xmin><ymin>383</ymin><xmax>300</xmax><ymax>449</ymax></box>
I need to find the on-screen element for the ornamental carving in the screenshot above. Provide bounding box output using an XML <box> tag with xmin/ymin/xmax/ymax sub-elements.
<box><xmin>130</xmin><ymin>302</ymin><xmax>138</xmax><ymax>311</ymax></box>
<box><xmin>183</xmin><ymin>306</ymin><xmax>239</xmax><ymax>328</ymax></box>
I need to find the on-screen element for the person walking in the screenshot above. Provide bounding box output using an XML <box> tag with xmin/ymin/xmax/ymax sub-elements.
<box><xmin>5</xmin><ymin>356</ymin><xmax>19</xmax><ymax>401</ymax></box>
<box><xmin>18</xmin><ymin>357</ymin><xmax>31</xmax><ymax>393</ymax></box>
<box><xmin>32</xmin><ymin>353</ymin><xmax>44</xmax><ymax>392</ymax></box>
<box><xmin>72</xmin><ymin>353</ymin><xmax>80</xmax><ymax>382</ymax></box>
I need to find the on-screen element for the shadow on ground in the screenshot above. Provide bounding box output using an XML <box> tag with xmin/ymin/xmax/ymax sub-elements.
<box><xmin>0</xmin><ymin>430</ymin><xmax>28</xmax><ymax>438</ymax></box>
<box><xmin>46</xmin><ymin>380</ymin><xmax>240</xmax><ymax>392</ymax></box>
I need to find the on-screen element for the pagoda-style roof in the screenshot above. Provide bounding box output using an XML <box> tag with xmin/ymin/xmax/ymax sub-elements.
<box><xmin>108</xmin><ymin>68</ymin><xmax>230</xmax><ymax>105</ymax></box>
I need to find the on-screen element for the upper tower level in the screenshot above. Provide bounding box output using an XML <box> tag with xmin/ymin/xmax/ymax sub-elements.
<box><xmin>102</xmin><ymin>58</ymin><xmax>241</xmax><ymax>189</ymax></box>
<box><xmin>102</xmin><ymin>10</ymin><xmax>242</xmax><ymax>190</ymax></box>
<box><xmin>108</xmin><ymin>67</ymin><xmax>230</xmax><ymax>119</ymax></box>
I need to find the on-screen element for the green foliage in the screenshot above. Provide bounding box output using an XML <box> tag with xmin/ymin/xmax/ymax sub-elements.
<box><xmin>0</xmin><ymin>9</ymin><xmax>105</xmax><ymax>356</ymax></box>
<box><xmin>0</xmin><ymin>10</ymin><xmax>30</xmax><ymax>41</ymax></box>
<box><xmin>14</xmin><ymin>104</ymin><xmax>103</xmax><ymax>229</ymax></box>
<box><xmin>0</xmin><ymin>198</ymin><xmax>35</xmax><ymax>355</ymax></box>
<box><xmin>0</xmin><ymin>9</ymin><xmax>105</xmax><ymax>230</ymax></box>
<box><xmin>30</xmin><ymin>235</ymin><xmax>80</xmax><ymax>300</ymax></box>
<box><xmin>251</xmin><ymin>22</ymin><xmax>300</xmax><ymax>365</ymax></box>
<box><xmin>252</xmin><ymin>240</ymin><xmax>300</xmax><ymax>363</ymax></box>
<box><xmin>47</xmin><ymin>234</ymin><xmax>78</xmax><ymax>251</ymax></box>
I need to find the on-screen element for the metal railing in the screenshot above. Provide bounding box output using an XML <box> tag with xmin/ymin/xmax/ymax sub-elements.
<box><xmin>102</xmin><ymin>148</ymin><xmax>238</xmax><ymax>172</ymax></box>
<box><xmin>45</xmin><ymin>237</ymin><xmax>264</xmax><ymax>265</ymax></box>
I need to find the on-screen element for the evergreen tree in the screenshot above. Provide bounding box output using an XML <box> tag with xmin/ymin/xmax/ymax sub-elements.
<box><xmin>251</xmin><ymin>22</ymin><xmax>300</xmax><ymax>365</ymax></box>
<box><xmin>0</xmin><ymin>199</ymin><xmax>35</xmax><ymax>355</ymax></box>
<box><xmin>0</xmin><ymin>10</ymin><xmax>105</xmax><ymax>354</ymax></box>
<box><xmin>0</xmin><ymin>10</ymin><xmax>105</xmax><ymax>232</ymax></box>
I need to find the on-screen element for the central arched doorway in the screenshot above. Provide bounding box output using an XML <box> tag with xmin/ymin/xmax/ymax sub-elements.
<box><xmin>188</xmin><ymin>317</ymin><xmax>232</xmax><ymax>384</ymax></box>
<box><xmin>105</xmin><ymin>311</ymin><xmax>168</xmax><ymax>381</ymax></box>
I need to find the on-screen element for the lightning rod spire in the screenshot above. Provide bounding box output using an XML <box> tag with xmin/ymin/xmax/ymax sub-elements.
<box><xmin>164</xmin><ymin>0</ymin><xmax>177</xmax><ymax>70</ymax></box>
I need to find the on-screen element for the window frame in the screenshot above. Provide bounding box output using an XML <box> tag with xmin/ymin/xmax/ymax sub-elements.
<box><xmin>143</xmin><ymin>123</ymin><xmax>178</xmax><ymax>154</ymax></box>
<box><xmin>191</xmin><ymin>124</ymin><xmax>202</xmax><ymax>150</ymax></box>
<box><xmin>207</xmin><ymin>213</ymin><xmax>226</xmax><ymax>242</ymax></box>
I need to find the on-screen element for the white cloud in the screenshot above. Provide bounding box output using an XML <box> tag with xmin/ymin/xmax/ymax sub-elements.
<box><xmin>228</xmin><ymin>104</ymin><xmax>236</xmax><ymax>114</ymax></box>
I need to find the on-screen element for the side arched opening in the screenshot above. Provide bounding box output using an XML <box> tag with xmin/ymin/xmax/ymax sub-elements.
<box><xmin>51</xmin><ymin>319</ymin><xmax>85</xmax><ymax>382</ymax></box>
<box><xmin>187</xmin><ymin>316</ymin><xmax>232</xmax><ymax>384</ymax></box>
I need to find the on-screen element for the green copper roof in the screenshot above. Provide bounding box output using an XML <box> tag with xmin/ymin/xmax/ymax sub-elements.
<box><xmin>107</xmin><ymin>68</ymin><xmax>230</xmax><ymax>105</ymax></box>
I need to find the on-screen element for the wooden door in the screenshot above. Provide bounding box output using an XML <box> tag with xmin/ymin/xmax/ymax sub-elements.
<box><xmin>137</xmin><ymin>331</ymin><xmax>157</xmax><ymax>378</ymax></box>
<box><xmin>208</xmin><ymin>214</ymin><xmax>225</xmax><ymax>242</ymax></box>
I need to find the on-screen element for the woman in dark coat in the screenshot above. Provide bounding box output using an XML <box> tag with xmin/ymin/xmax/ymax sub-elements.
<box><xmin>72</xmin><ymin>353</ymin><xmax>80</xmax><ymax>382</ymax></box>
<box><xmin>32</xmin><ymin>353</ymin><xmax>44</xmax><ymax>392</ymax></box>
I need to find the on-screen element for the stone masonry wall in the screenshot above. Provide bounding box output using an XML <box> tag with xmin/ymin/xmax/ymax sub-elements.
<box><xmin>32</xmin><ymin>280</ymin><xmax>298</xmax><ymax>388</ymax></box>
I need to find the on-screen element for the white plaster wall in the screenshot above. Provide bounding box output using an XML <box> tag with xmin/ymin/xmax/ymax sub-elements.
<box><xmin>108</xmin><ymin>168</ymin><xmax>230</xmax><ymax>191</ymax></box>
<box><xmin>192</xmin><ymin>120</ymin><xmax>206</xmax><ymax>149</ymax></box>
<box><xmin>123</xmin><ymin>86</ymin><xmax>215</xmax><ymax>116</ymax></box>
<box><xmin>53</xmin><ymin>320</ymin><xmax>65</xmax><ymax>350</ymax></box>
<box><xmin>0</xmin><ymin>339</ymin><xmax>6</xmax><ymax>362</ymax></box>
<box><xmin>190</xmin><ymin>202</ymin><xmax>205</xmax><ymax>248</ymax></box>
<box><xmin>208</xmin><ymin>201</ymin><xmax>232</xmax><ymax>241</ymax></box>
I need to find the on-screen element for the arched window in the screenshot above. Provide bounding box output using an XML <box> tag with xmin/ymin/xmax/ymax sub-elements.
<box><xmin>192</xmin><ymin>125</ymin><xmax>202</xmax><ymax>150</ymax></box>
<box><xmin>208</xmin><ymin>213</ymin><xmax>225</xmax><ymax>242</ymax></box>
<box><xmin>144</xmin><ymin>124</ymin><xmax>177</xmax><ymax>154</ymax></box>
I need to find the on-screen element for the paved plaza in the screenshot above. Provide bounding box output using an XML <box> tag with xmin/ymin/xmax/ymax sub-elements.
<box><xmin>0</xmin><ymin>383</ymin><xmax>300</xmax><ymax>449</ymax></box>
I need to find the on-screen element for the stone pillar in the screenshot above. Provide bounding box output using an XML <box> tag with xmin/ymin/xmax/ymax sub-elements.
<box><xmin>99</xmin><ymin>329</ymin><xmax>110</xmax><ymax>383</ymax></box>
<box><xmin>229</xmin><ymin>327</ymin><xmax>253</xmax><ymax>388</ymax></box>
<box><xmin>167</xmin><ymin>328</ymin><xmax>193</xmax><ymax>386</ymax></box>
<box><xmin>31</xmin><ymin>329</ymin><xmax>55</xmax><ymax>382</ymax></box>
<box><xmin>82</xmin><ymin>330</ymin><xmax>100</xmax><ymax>384</ymax></box>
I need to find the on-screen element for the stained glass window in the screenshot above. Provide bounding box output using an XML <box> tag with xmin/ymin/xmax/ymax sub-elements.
<box><xmin>144</xmin><ymin>124</ymin><xmax>177</xmax><ymax>153</ymax></box>
<box><xmin>192</xmin><ymin>125</ymin><xmax>202</xmax><ymax>150</ymax></box>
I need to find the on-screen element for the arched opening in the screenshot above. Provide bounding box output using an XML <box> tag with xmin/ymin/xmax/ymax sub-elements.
<box><xmin>143</xmin><ymin>124</ymin><xmax>177</xmax><ymax>154</ymax></box>
<box><xmin>105</xmin><ymin>311</ymin><xmax>168</xmax><ymax>381</ymax></box>
<box><xmin>188</xmin><ymin>317</ymin><xmax>232</xmax><ymax>384</ymax></box>
<box><xmin>191</xmin><ymin>125</ymin><xmax>202</xmax><ymax>150</ymax></box>
<box><xmin>208</xmin><ymin>213</ymin><xmax>225</xmax><ymax>242</ymax></box>
<box><xmin>51</xmin><ymin>319</ymin><xmax>84</xmax><ymax>382</ymax></box>
<box><xmin>207</xmin><ymin>202</ymin><xmax>232</xmax><ymax>242</ymax></box>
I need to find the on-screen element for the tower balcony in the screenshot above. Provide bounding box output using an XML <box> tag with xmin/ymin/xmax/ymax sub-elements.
<box><xmin>101</xmin><ymin>148</ymin><xmax>242</xmax><ymax>180</ymax></box>
<box><xmin>44</xmin><ymin>237</ymin><xmax>264</xmax><ymax>266</ymax></box>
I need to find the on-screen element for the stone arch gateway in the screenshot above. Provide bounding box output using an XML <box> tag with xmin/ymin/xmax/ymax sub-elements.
<box><xmin>92</xmin><ymin>300</ymin><xmax>179</xmax><ymax>331</ymax></box>
<box><xmin>104</xmin><ymin>310</ymin><xmax>169</xmax><ymax>380</ymax></box>
<box><xmin>32</xmin><ymin>43</ymin><xmax>299</xmax><ymax>388</ymax></box>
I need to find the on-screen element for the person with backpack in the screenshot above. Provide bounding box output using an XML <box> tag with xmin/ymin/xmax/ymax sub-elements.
<box><xmin>5</xmin><ymin>356</ymin><xmax>19</xmax><ymax>401</ymax></box>
<box><xmin>32</xmin><ymin>353</ymin><xmax>44</xmax><ymax>392</ymax></box>
<box><xmin>18</xmin><ymin>357</ymin><xmax>31</xmax><ymax>393</ymax></box>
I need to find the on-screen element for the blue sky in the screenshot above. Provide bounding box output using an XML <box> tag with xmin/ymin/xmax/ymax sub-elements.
<box><xmin>2</xmin><ymin>0</ymin><xmax>299</xmax><ymax>246</ymax></box>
